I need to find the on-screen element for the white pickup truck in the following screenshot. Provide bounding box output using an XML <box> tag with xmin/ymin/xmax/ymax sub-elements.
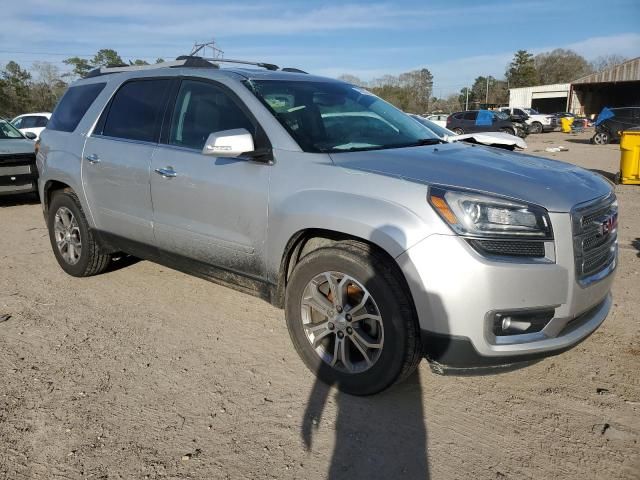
<box><xmin>499</xmin><ymin>107</ymin><xmax>557</xmax><ymax>134</ymax></box>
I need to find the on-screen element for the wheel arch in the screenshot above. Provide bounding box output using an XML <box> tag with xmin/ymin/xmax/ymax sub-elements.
<box><xmin>272</xmin><ymin>228</ymin><xmax>414</xmax><ymax>310</ymax></box>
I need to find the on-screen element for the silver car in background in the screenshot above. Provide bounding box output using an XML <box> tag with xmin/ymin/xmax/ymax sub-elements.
<box><xmin>37</xmin><ymin>58</ymin><xmax>617</xmax><ymax>394</ymax></box>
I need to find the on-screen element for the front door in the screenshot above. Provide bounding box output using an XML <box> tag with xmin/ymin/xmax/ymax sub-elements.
<box><xmin>150</xmin><ymin>79</ymin><xmax>271</xmax><ymax>278</ymax></box>
<box><xmin>82</xmin><ymin>78</ymin><xmax>172</xmax><ymax>245</ymax></box>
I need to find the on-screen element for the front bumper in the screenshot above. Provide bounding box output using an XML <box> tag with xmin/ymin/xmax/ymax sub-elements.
<box><xmin>0</xmin><ymin>153</ymin><xmax>38</xmax><ymax>196</ymax></box>
<box><xmin>396</xmin><ymin>211</ymin><xmax>615</xmax><ymax>367</ymax></box>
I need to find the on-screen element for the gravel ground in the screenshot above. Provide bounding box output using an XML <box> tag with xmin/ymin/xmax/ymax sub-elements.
<box><xmin>0</xmin><ymin>130</ymin><xmax>638</xmax><ymax>480</ymax></box>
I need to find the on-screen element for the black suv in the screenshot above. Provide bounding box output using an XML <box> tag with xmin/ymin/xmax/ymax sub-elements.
<box><xmin>446</xmin><ymin>110</ymin><xmax>528</xmax><ymax>138</ymax></box>
<box><xmin>592</xmin><ymin>107</ymin><xmax>640</xmax><ymax>144</ymax></box>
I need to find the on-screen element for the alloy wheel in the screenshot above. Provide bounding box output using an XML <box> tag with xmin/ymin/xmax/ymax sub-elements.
<box><xmin>54</xmin><ymin>206</ymin><xmax>82</xmax><ymax>265</ymax></box>
<box><xmin>300</xmin><ymin>271</ymin><xmax>384</xmax><ymax>374</ymax></box>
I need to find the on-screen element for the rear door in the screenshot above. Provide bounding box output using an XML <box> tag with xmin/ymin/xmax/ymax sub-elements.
<box><xmin>150</xmin><ymin>78</ymin><xmax>271</xmax><ymax>278</ymax></box>
<box><xmin>82</xmin><ymin>78</ymin><xmax>172</xmax><ymax>245</ymax></box>
<box><xmin>463</xmin><ymin>111</ymin><xmax>479</xmax><ymax>132</ymax></box>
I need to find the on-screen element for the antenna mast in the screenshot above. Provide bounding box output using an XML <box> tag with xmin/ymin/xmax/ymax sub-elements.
<box><xmin>190</xmin><ymin>40</ymin><xmax>224</xmax><ymax>59</ymax></box>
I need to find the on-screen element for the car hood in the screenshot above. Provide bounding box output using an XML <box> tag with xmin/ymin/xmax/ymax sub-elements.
<box><xmin>449</xmin><ymin>132</ymin><xmax>527</xmax><ymax>149</ymax></box>
<box><xmin>329</xmin><ymin>143</ymin><xmax>612</xmax><ymax>212</ymax></box>
<box><xmin>0</xmin><ymin>138</ymin><xmax>35</xmax><ymax>156</ymax></box>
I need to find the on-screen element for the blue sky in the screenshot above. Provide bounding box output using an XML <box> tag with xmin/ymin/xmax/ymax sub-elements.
<box><xmin>1</xmin><ymin>0</ymin><xmax>639</xmax><ymax>95</ymax></box>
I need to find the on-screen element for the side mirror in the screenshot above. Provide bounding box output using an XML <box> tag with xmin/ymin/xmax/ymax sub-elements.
<box><xmin>202</xmin><ymin>128</ymin><xmax>255</xmax><ymax>157</ymax></box>
<box><xmin>24</xmin><ymin>132</ymin><xmax>37</xmax><ymax>140</ymax></box>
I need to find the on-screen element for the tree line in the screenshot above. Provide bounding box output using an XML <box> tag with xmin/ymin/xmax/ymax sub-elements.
<box><xmin>341</xmin><ymin>50</ymin><xmax>627</xmax><ymax>114</ymax></box>
<box><xmin>0</xmin><ymin>47</ymin><xmax>629</xmax><ymax>119</ymax></box>
<box><xmin>0</xmin><ymin>49</ymin><xmax>163</xmax><ymax>118</ymax></box>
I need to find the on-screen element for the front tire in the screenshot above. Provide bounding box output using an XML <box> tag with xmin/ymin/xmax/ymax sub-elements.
<box><xmin>48</xmin><ymin>190</ymin><xmax>111</xmax><ymax>277</ymax></box>
<box><xmin>285</xmin><ymin>242</ymin><xmax>421</xmax><ymax>395</ymax></box>
<box><xmin>452</xmin><ymin>128</ymin><xmax>464</xmax><ymax>135</ymax></box>
<box><xmin>593</xmin><ymin>131</ymin><xmax>610</xmax><ymax>145</ymax></box>
<box><xmin>529</xmin><ymin>122</ymin><xmax>543</xmax><ymax>134</ymax></box>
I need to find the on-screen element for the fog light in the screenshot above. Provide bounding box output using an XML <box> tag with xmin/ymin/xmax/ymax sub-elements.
<box><xmin>493</xmin><ymin>309</ymin><xmax>555</xmax><ymax>336</ymax></box>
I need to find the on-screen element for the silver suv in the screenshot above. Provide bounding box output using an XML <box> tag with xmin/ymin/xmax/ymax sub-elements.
<box><xmin>37</xmin><ymin>57</ymin><xmax>618</xmax><ymax>395</ymax></box>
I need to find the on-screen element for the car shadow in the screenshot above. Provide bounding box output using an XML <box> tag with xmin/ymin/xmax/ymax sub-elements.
<box><xmin>103</xmin><ymin>254</ymin><xmax>141</xmax><ymax>274</ymax></box>
<box><xmin>0</xmin><ymin>192</ymin><xmax>40</xmax><ymax>207</ymax></box>
<box><xmin>632</xmin><ymin>238</ymin><xmax>640</xmax><ymax>258</ymax></box>
<box><xmin>563</xmin><ymin>138</ymin><xmax>592</xmax><ymax>144</ymax></box>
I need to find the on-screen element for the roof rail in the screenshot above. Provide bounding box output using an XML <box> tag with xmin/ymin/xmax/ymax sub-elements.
<box><xmin>84</xmin><ymin>56</ymin><xmax>303</xmax><ymax>78</ymax></box>
<box><xmin>281</xmin><ymin>67</ymin><xmax>308</xmax><ymax>74</ymax></box>
<box><xmin>177</xmin><ymin>56</ymin><xmax>279</xmax><ymax>71</ymax></box>
<box><xmin>84</xmin><ymin>59</ymin><xmax>190</xmax><ymax>78</ymax></box>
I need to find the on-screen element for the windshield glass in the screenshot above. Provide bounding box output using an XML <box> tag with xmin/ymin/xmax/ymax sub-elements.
<box><xmin>245</xmin><ymin>80</ymin><xmax>438</xmax><ymax>153</ymax></box>
<box><xmin>0</xmin><ymin>119</ymin><xmax>25</xmax><ymax>139</ymax></box>
<box><xmin>410</xmin><ymin>115</ymin><xmax>455</xmax><ymax>138</ymax></box>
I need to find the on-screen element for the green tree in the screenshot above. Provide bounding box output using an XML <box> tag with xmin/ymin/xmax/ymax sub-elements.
<box><xmin>0</xmin><ymin>61</ymin><xmax>32</xmax><ymax>117</ymax></box>
<box><xmin>63</xmin><ymin>57</ymin><xmax>93</xmax><ymax>77</ymax></box>
<box><xmin>92</xmin><ymin>48</ymin><xmax>124</xmax><ymax>67</ymax></box>
<box><xmin>155</xmin><ymin>58</ymin><xmax>165</xmax><ymax>64</ymax></box>
<box><xmin>129</xmin><ymin>59</ymin><xmax>150</xmax><ymax>66</ymax></box>
<box><xmin>534</xmin><ymin>49</ymin><xmax>592</xmax><ymax>84</ymax></box>
<box><xmin>506</xmin><ymin>50</ymin><xmax>538</xmax><ymax>88</ymax></box>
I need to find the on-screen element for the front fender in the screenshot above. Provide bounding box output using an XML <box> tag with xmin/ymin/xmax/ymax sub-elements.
<box><xmin>265</xmin><ymin>189</ymin><xmax>433</xmax><ymax>282</ymax></box>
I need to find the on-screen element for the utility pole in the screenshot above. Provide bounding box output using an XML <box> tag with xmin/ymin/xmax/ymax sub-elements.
<box><xmin>465</xmin><ymin>87</ymin><xmax>469</xmax><ymax>111</ymax></box>
<box><xmin>485</xmin><ymin>77</ymin><xmax>490</xmax><ymax>105</ymax></box>
<box><xmin>190</xmin><ymin>40</ymin><xmax>224</xmax><ymax>59</ymax></box>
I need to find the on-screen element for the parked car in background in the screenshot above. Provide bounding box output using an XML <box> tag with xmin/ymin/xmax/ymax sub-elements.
<box><xmin>11</xmin><ymin>112</ymin><xmax>51</xmax><ymax>140</ymax></box>
<box><xmin>410</xmin><ymin>114</ymin><xmax>527</xmax><ymax>150</ymax></box>
<box><xmin>591</xmin><ymin>107</ymin><xmax>640</xmax><ymax>145</ymax></box>
<box><xmin>0</xmin><ymin>119</ymin><xmax>38</xmax><ymax>196</ymax></box>
<box><xmin>447</xmin><ymin>110</ymin><xmax>528</xmax><ymax>137</ymax></box>
<box><xmin>425</xmin><ymin>114</ymin><xmax>448</xmax><ymax>128</ymax></box>
<box><xmin>38</xmin><ymin>59</ymin><xmax>616</xmax><ymax>395</ymax></box>
<box><xmin>499</xmin><ymin>107</ymin><xmax>557</xmax><ymax>134</ymax></box>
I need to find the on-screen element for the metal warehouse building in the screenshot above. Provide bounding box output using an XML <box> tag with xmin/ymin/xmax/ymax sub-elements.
<box><xmin>509</xmin><ymin>57</ymin><xmax>640</xmax><ymax>116</ymax></box>
<box><xmin>569</xmin><ymin>57</ymin><xmax>640</xmax><ymax>116</ymax></box>
<box><xmin>509</xmin><ymin>83</ymin><xmax>571</xmax><ymax>114</ymax></box>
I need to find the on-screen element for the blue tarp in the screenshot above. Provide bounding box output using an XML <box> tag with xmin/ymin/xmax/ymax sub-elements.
<box><xmin>476</xmin><ymin>110</ymin><xmax>493</xmax><ymax>126</ymax></box>
<box><xmin>595</xmin><ymin>107</ymin><xmax>614</xmax><ymax>126</ymax></box>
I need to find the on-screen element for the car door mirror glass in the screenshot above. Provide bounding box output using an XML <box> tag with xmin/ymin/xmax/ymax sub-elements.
<box><xmin>24</xmin><ymin>131</ymin><xmax>37</xmax><ymax>140</ymax></box>
<box><xmin>202</xmin><ymin>128</ymin><xmax>255</xmax><ymax>157</ymax></box>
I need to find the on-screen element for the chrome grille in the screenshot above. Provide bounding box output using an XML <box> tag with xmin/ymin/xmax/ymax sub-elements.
<box><xmin>572</xmin><ymin>194</ymin><xmax>617</xmax><ymax>284</ymax></box>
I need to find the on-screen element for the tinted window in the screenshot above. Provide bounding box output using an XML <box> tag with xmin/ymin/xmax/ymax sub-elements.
<box><xmin>101</xmin><ymin>79</ymin><xmax>170</xmax><ymax>142</ymax></box>
<box><xmin>12</xmin><ymin>118</ymin><xmax>23</xmax><ymax>128</ymax></box>
<box><xmin>463</xmin><ymin>111</ymin><xmax>478</xmax><ymax>121</ymax></box>
<box><xmin>169</xmin><ymin>80</ymin><xmax>254</xmax><ymax>150</ymax></box>
<box><xmin>35</xmin><ymin>116</ymin><xmax>49</xmax><ymax>127</ymax></box>
<box><xmin>514</xmin><ymin>109</ymin><xmax>526</xmax><ymax>116</ymax></box>
<box><xmin>48</xmin><ymin>83</ymin><xmax>106</xmax><ymax>132</ymax></box>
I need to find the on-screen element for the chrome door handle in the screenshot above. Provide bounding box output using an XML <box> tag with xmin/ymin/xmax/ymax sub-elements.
<box><xmin>154</xmin><ymin>167</ymin><xmax>177</xmax><ymax>178</ymax></box>
<box><xmin>85</xmin><ymin>153</ymin><xmax>100</xmax><ymax>164</ymax></box>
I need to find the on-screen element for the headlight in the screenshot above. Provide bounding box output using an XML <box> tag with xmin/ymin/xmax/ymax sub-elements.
<box><xmin>428</xmin><ymin>187</ymin><xmax>552</xmax><ymax>239</ymax></box>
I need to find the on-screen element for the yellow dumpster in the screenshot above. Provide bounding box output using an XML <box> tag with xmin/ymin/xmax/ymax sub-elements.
<box><xmin>560</xmin><ymin>116</ymin><xmax>573</xmax><ymax>133</ymax></box>
<box><xmin>619</xmin><ymin>130</ymin><xmax>640</xmax><ymax>185</ymax></box>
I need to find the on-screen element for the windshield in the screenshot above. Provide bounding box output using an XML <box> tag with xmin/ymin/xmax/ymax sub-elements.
<box><xmin>245</xmin><ymin>80</ymin><xmax>438</xmax><ymax>153</ymax></box>
<box><xmin>0</xmin><ymin>119</ymin><xmax>25</xmax><ymax>139</ymax></box>
<box><xmin>410</xmin><ymin>115</ymin><xmax>455</xmax><ymax>138</ymax></box>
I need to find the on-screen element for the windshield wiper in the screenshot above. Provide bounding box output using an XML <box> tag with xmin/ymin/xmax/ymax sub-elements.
<box><xmin>412</xmin><ymin>138</ymin><xmax>447</xmax><ymax>146</ymax></box>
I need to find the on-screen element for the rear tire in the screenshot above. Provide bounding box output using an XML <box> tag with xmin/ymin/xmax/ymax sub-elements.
<box><xmin>452</xmin><ymin>128</ymin><xmax>464</xmax><ymax>135</ymax></box>
<box><xmin>285</xmin><ymin>242</ymin><xmax>421</xmax><ymax>395</ymax></box>
<box><xmin>500</xmin><ymin>127</ymin><xmax>516</xmax><ymax>136</ymax></box>
<box><xmin>48</xmin><ymin>190</ymin><xmax>111</xmax><ymax>277</ymax></box>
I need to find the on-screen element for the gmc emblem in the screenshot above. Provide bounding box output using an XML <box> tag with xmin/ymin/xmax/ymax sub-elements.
<box><xmin>599</xmin><ymin>213</ymin><xmax>618</xmax><ymax>237</ymax></box>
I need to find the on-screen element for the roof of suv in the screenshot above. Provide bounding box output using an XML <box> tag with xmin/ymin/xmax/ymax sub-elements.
<box><xmin>80</xmin><ymin>57</ymin><xmax>341</xmax><ymax>85</ymax></box>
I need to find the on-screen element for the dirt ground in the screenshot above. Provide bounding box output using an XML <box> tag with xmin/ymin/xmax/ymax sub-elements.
<box><xmin>1</xmin><ymin>130</ymin><xmax>638</xmax><ymax>480</ymax></box>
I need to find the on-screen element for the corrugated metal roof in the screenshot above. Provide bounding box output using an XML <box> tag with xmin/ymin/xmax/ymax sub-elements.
<box><xmin>573</xmin><ymin>57</ymin><xmax>640</xmax><ymax>84</ymax></box>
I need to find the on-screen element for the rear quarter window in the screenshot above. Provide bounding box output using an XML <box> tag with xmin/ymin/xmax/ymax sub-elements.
<box><xmin>48</xmin><ymin>82</ymin><xmax>106</xmax><ymax>133</ymax></box>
